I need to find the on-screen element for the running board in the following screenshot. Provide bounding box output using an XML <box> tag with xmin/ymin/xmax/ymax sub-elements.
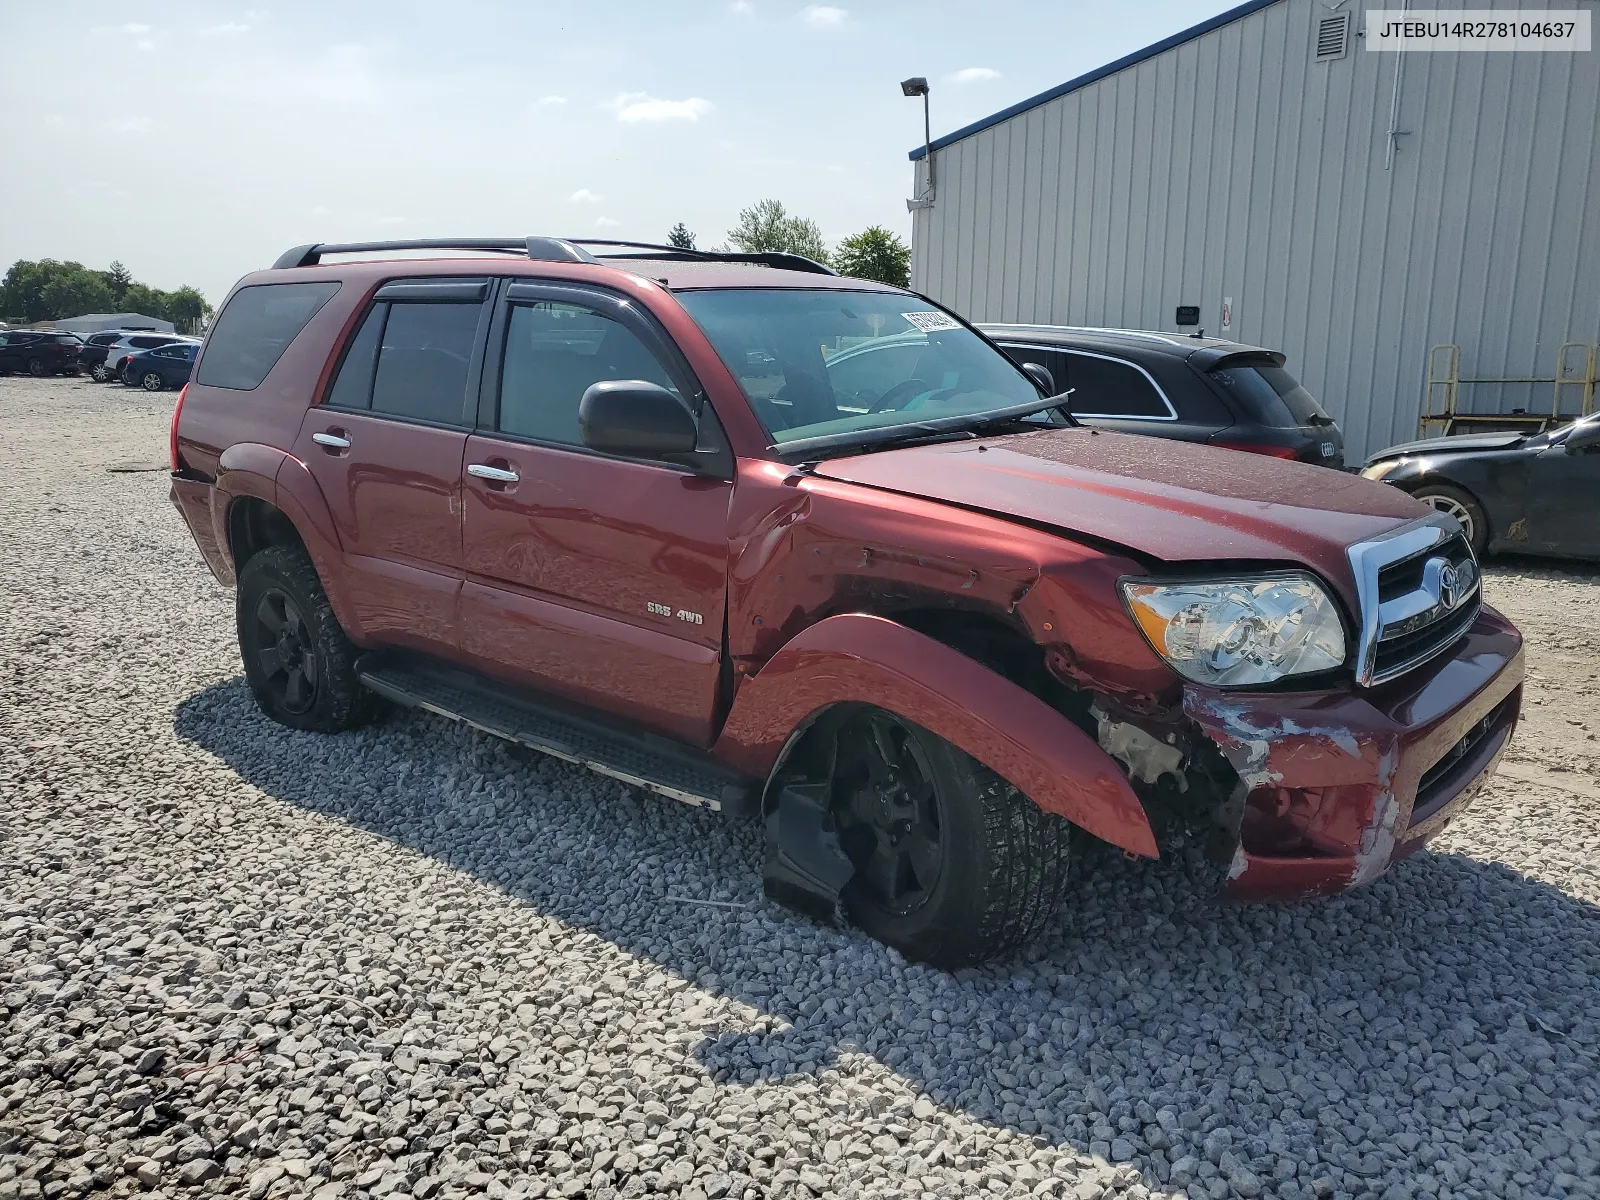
<box><xmin>356</xmin><ymin>656</ymin><xmax>757</xmax><ymax>814</ymax></box>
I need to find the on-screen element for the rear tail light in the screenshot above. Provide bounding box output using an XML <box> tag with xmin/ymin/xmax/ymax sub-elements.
<box><xmin>1209</xmin><ymin>439</ymin><xmax>1299</xmax><ymax>460</ymax></box>
<box><xmin>170</xmin><ymin>383</ymin><xmax>188</xmax><ymax>472</ymax></box>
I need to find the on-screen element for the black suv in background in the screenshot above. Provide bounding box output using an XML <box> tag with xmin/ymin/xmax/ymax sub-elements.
<box><xmin>981</xmin><ymin>325</ymin><xmax>1346</xmax><ymax>469</ymax></box>
<box><xmin>0</xmin><ymin>330</ymin><xmax>83</xmax><ymax>377</ymax></box>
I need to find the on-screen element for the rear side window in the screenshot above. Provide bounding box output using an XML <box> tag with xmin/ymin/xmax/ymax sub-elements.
<box><xmin>131</xmin><ymin>336</ymin><xmax>166</xmax><ymax>349</ymax></box>
<box><xmin>1209</xmin><ymin>362</ymin><xmax>1329</xmax><ymax>428</ymax></box>
<box><xmin>1062</xmin><ymin>352</ymin><xmax>1173</xmax><ymax>419</ymax></box>
<box><xmin>369</xmin><ymin>302</ymin><xmax>482</xmax><ymax>424</ymax></box>
<box><xmin>197</xmin><ymin>281</ymin><xmax>340</xmax><ymax>390</ymax></box>
<box><xmin>497</xmin><ymin>301</ymin><xmax>678</xmax><ymax>446</ymax></box>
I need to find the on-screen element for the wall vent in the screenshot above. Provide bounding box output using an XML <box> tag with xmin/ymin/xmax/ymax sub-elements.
<box><xmin>1315</xmin><ymin>12</ymin><xmax>1351</xmax><ymax>61</ymax></box>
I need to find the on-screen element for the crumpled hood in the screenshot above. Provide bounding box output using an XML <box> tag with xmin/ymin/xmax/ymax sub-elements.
<box><xmin>1366</xmin><ymin>431</ymin><xmax>1526</xmax><ymax>462</ymax></box>
<box><xmin>814</xmin><ymin>428</ymin><xmax>1427</xmax><ymax>606</ymax></box>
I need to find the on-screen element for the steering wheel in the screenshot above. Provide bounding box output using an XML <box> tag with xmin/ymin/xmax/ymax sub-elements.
<box><xmin>867</xmin><ymin>377</ymin><xmax>934</xmax><ymax>413</ymax></box>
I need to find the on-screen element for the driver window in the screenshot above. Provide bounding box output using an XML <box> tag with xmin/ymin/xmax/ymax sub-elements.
<box><xmin>498</xmin><ymin>301</ymin><xmax>678</xmax><ymax>446</ymax></box>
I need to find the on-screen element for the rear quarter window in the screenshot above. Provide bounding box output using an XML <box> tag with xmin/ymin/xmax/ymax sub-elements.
<box><xmin>1209</xmin><ymin>362</ymin><xmax>1330</xmax><ymax>428</ymax></box>
<box><xmin>197</xmin><ymin>281</ymin><xmax>341</xmax><ymax>390</ymax></box>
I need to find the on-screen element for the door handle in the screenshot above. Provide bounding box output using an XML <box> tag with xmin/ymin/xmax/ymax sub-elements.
<box><xmin>468</xmin><ymin>463</ymin><xmax>520</xmax><ymax>483</ymax></box>
<box><xmin>312</xmin><ymin>431</ymin><xmax>351</xmax><ymax>450</ymax></box>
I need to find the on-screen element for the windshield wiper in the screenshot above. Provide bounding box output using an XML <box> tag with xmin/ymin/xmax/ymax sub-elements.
<box><xmin>776</xmin><ymin>391</ymin><xmax>1077</xmax><ymax>463</ymax></box>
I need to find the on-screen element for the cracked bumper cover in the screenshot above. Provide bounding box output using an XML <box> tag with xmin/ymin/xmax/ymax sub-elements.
<box><xmin>1183</xmin><ymin>606</ymin><xmax>1524</xmax><ymax>902</ymax></box>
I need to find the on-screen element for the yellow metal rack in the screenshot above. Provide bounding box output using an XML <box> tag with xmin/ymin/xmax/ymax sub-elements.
<box><xmin>1420</xmin><ymin>342</ymin><xmax>1597</xmax><ymax>438</ymax></box>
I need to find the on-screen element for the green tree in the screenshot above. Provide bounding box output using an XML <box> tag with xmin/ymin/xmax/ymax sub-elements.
<box><xmin>667</xmin><ymin>223</ymin><xmax>697</xmax><ymax>250</ymax></box>
<box><xmin>0</xmin><ymin>258</ymin><xmax>213</xmax><ymax>327</ymax></box>
<box><xmin>725</xmin><ymin>199</ymin><xmax>830</xmax><ymax>265</ymax></box>
<box><xmin>832</xmin><ymin>225</ymin><xmax>911</xmax><ymax>287</ymax></box>
<box><xmin>102</xmin><ymin>260</ymin><xmax>133</xmax><ymax>304</ymax></box>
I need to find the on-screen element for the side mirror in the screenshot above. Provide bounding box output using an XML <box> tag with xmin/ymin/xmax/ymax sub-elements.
<box><xmin>579</xmin><ymin>380</ymin><xmax>699</xmax><ymax>459</ymax></box>
<box><xmin>1021</xmin><ymin>361</ymin><xmax>1056</xmax><ymax>397</ymax></box>
<box><xmin>1564</xmin><ymin>421</ymin><xmax>1600</xmax><ymax>452</ymax></box>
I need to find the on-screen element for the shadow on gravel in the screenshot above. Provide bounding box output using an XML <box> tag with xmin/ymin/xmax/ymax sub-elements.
<box><xmin>176</xmin><ymin>677</ymin><xmax>1600</xmax><ymax>1190</ymax></box>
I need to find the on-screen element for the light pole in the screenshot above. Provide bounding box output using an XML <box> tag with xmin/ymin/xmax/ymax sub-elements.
<box><xmin>901</xmin><ymin>76</ymin><xmax>933</xmax><ymax>208</ymax></box>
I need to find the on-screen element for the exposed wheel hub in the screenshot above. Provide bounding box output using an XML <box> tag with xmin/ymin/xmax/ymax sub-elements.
<box><xmin>834</xmin><ymin>713</ymin><xmax>943</xmax><ymax>914</ymax></box>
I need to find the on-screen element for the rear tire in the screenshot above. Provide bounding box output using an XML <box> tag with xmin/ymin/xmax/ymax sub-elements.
<box><xmin>237</xmin><ymin>544</ymin><xmax>379</xmax><ymax>733</ymax></box>
<box><xmin>829</xmin><ymin>707</ymin><xmax>1073</xmax><ymax>968</ymax></box>
<box><xmin>1411</xmin><ymin>482</ymin><xmax>1488</xmax><ymax>558</ymax></box>
<box><xmin>91</xmin><ymin>363</ymin><xmax>110</xmax><ymax>382</ymax></box>
<box><xmin>141</xmin><ymin>372</ymin><xmax>164</xmax><ymax>391</ymax></box>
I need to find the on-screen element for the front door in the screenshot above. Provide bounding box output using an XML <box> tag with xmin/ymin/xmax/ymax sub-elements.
<box><xmin>294</xmin><ymin>280</ymin><xmax>491</xmax><ymax>652</ymax></box>
<box><xmin>1527</xmin><ymin>436</ymin><xmax>1600</xmax><ymax>557</ymax></box>
<box><xmin>459</xmin><ymin>284</ymin><xmax>732</xmax><ymax>746</ymax></box>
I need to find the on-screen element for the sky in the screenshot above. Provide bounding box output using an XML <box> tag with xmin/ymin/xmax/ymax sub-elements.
<box><xmin>0</xmin><ymin>1</ymin><xmax>1238</xmax><ymax>308</ymax></box>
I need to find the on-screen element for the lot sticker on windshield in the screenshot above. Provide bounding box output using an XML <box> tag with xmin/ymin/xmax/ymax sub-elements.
<box><xmin>901</xmin><ymin>310</ymin><xmax>960</xmax><ymax>333</ymax></box>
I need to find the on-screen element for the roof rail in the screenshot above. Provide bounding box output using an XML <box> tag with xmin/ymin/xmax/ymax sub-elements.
<box><xmin>569</xmin><ymin>239</ymin><xmax>838</xmax><ymax>276</ymax></box>
<box><xmin>271</xmin><ymin>238</ymin><xmax>597</xmax><ymax>270</ymax></box>
<box><xmin>270</xmin><ymin>237</ymin><xmax>837</xmax><ymax>276</ymax></box>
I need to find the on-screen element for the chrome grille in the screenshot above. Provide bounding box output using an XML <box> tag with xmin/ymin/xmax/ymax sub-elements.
<box><xmin>1348</xmin><ymin>516</ymin><xmax>1482</xmax><ymax>687</ymax></box>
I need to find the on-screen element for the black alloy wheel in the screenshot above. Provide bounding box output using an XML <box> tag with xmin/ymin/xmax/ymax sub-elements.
<box><xmin>253</xmin><ymin>588</ymin><xmax>320</xmax><ymax>715</ymax></box>
<box><xmin>834</xmin><ymin>711</ymin><xmax>945</xmax><ymax>915</ymax></box>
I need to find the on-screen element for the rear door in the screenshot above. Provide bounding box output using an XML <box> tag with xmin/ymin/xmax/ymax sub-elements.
<box><xmin>294</xmin><ymin>278</ymin><xmax>491</xmax><ymax>653</ymax></box>
<box><xmin>458</xmin><ymin>281</ymin><xmax>732</xmax><ymax>746</ymax></box>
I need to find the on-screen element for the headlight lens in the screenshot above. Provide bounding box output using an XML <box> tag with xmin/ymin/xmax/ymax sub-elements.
<box><xmin>1122</xmin><ymin>575</ymin><xmax>1347</xmax><ymax>686</ymax></box>
<box><xmin>1361</xmin><ymin>459</ymin><xmax>1399</xmax><ymax>481</ymax></box>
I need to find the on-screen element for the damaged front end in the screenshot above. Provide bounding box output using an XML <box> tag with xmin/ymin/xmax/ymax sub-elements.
<box><xmin>1091</xmin><ymin>608</ymin><xmax>1524</xmax><ymax>901</ymax></box>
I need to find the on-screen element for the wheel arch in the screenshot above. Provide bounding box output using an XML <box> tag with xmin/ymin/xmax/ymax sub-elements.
<box><xmin>713</xmin><ymin>612</ymin><xmax>1157</xmax><ymax>859</ymax></box>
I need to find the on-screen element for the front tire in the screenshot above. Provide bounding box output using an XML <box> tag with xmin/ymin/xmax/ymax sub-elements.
<box><xmin>27</xmin><ymin>357</ymin><xmax>46</xmax><ymax>377</ymax></box>
<box><xmin>829</xmin><ymin>708</ymin><xmax>1073</xmax><ymax>968</ymax></box>
<box><xmin>1411</xmin><ymin>482</ymin><xmax>1488</xmax><ymax>558</ymax></box>
<box><xmin>237</xmin><ymin>544</ymin><xmax>379</xmax><ymax>732</ymax></box>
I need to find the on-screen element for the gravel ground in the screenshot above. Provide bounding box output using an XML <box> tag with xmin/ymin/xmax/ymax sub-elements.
<box><xmin>2</xmin><ymin>374</ymin><xmax>1597</xmax><ymax>1200</ymax></box>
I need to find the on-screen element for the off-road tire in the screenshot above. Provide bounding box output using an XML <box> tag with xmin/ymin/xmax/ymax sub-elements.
<box><xmin>837</xmin><ymin>712</ymin><xmax>1073</xmax><ymax>968</ymax></box>
<box><xmin>1411</xmin><ymin>482</ymin><xmax>1489</xmax><ymax>558</ymax></box>
<box><xmin>237</xmin><ymin>543</ymin><xmax>379</xmax><ymax>733</ymax></box>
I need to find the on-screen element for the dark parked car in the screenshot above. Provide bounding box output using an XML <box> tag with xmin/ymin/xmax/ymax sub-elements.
<box><xmin>167</xmin><ymin>236</ymin><xmax>1521</xmax><ymax>966</ymax></box>
<box><xmin>123</xmin><ymin>341</ymin><xmax>198</xmax><ymax>391</ymax></box>
<box><xmin>0</xmin><ymin>330</ymin><xmax>83</xmax><ymax>376</ymax></box>
<box><xmin>98</xmin><ymin>332</ymin><xmax>192</xmax><ymax>382</ymax></box>
<box><xmin>78</xmin><ymin>330</ymin><xmax>149</xmax><ymax>380</ymax></box>
<box><xmin>980</xmin><ymin>325</ymin><xmax>1346</xmax><ymax>468</ymax></box>
<box><xmin>1362</xmin><ymin>412</ymin><xmax>1600</xmax><ymax>560</ymax></box>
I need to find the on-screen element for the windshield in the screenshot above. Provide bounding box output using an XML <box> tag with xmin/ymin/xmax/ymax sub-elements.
<box><xmin>1208</xmin><ymin>361</ymin><xmax>1330</xmax><ymax>428</ymax></box>
<box><xmin>675</xmin><ymin>289</ymin><xmax>1048</xmax><ymax>446</ymax></box>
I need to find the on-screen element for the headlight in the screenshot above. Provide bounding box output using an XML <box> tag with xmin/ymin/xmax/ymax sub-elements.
<box><xmin>1121</xmin><ymin>575</ymin><xmax>1347</xmax><ymax>686</ymax></box>
<box><xmin>1361</xmin><ymin>459</ymin><xmax>1399</xmax><ymax>481</ymax></box>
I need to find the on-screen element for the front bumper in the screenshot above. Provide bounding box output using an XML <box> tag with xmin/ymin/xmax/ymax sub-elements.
<box><xmin>1183</xmin><ymin>606</ymin><xmax>1523</xmax><ymax>901</ymax></box>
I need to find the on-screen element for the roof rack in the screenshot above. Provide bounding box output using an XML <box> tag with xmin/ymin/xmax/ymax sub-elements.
<box><xmin>271</xmin><ymin>237</ymin><xmax>837</xmax><ymax>276</ymax></box>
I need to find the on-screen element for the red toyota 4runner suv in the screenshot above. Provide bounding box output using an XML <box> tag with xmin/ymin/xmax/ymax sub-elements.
<box><xmin>170</xmin><ymin>237</ymin><xmax>1523</xmax><ymax>966</ymax></box>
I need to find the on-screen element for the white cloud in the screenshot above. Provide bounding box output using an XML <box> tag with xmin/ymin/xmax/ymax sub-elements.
<box><xmin>594</xmin><ymin>217</ymin><xmax>622</xmax><ymax>229</ymax></box>
<box><xmin>799</xmin><ymin>5</ymin><xmax>846</xmax><ymax>27</ymax></box>
<box><xmin>730</xmin><ymin>0</ymin><xmax>752</xmax><ymax>10</ymax></box>
<box><xmin>92</xmin><ymin>22</ymin><xmax>152</xmax><ymax>34</ymax></box>
<box><xmin>569</xmin><ymin>188</ymin><xmax>603</xmax><ymax>204</ymax></box>
<box><xmin>536</xmin><ymin>95</ymin><xmax>567</xmax><ymax>108</ymax></box>
<box><xmin>104</xmin><ymin>116</ymin><xmax>155</xmax><ymax>133</ymax></box>
<box><xmin>201</xmin><ymin>22</ymin><xmax>251</xmax><ymax>36</ymax></box>
<box><xmin>610</xmin><ymin>93</ymin><xmax>714</xmax><ymax>123</ymax></box>
<box><xmin>946</xmin><ymin>66</ymin><xmax>1001</xmax><ymax>84</ymax></box>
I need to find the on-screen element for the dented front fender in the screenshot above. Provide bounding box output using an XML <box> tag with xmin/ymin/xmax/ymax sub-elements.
<box><xmin>713</xmin><ymin>612</ymin><xmax>1159</xmax><ymax>858</ymax></box>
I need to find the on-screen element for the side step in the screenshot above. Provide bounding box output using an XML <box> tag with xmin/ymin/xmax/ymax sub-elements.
<box><xmin>356</xmin><ymin>655</ymin><xmax>758</xmax><ymax>814</ymax></box>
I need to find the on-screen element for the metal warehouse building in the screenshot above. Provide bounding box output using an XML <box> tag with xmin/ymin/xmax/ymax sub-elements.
<box><xmin>907</xmin><ymin>0</ymin><xmax>1600</xmax><ymax>459</ymax></box>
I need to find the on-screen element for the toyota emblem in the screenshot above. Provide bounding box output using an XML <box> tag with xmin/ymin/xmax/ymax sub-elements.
<box><xmin>1439</xmin><ymin>562</ymin><xmax>1468</xmax><ymax>610</ymax></box>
